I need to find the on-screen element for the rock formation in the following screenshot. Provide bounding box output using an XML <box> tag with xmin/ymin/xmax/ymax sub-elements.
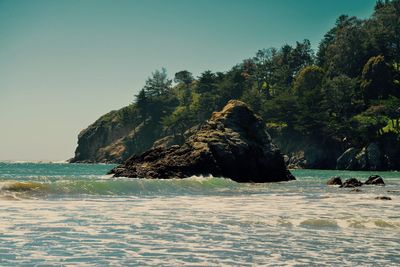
<box><xmin>326</xmin><ymin>176</ymin><xmax>342</xmax><ymax>186</ymax></box>
<box><xmin>329</xmin><ymin>175</ymin><xmax>386</xmax><ymax>188</ymax></box>
<box><xmin>336</xmin><ymin>143</ymin><xmax>388</xmax><ymax>171</ymax></box>
<box><xmin>339</xmin><ymin>178</ymin><xmax>363</xmax><ymax>188</ymax></box>
<box><xmin>365</xmin><ymin>175</ymin><xmax>385</xmax><ymax>185</ymax></box>
<box><xmin>69</xmin><ymin>106</ymin><xmax>163</xmax><ymax>163</ymax></box>
<box><xmin>109</xmin><ymin>100</ymin><xmax>295</xmax><ymax>183</ymax></box>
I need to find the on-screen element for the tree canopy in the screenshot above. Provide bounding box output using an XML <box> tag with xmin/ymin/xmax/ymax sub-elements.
<box><xmin>128</xmin><ymin>0</ymin><xmax>400</xmax><ymax>150</ymax></box>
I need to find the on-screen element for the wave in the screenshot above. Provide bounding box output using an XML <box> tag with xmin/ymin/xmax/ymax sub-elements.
<box><xmin>0</xmin><ymin>176</ymin><xmax>242</xmax><ymax>196</ymax></box>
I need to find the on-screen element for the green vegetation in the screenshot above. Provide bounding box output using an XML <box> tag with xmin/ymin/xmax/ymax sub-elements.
<box><xmin>123</xmin><ymin>0</ymin><xmax>400</xmax><ymax>157</ymax></box>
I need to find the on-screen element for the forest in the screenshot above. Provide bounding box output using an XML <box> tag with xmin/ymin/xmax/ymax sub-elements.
<box><xmin>72</xmin><ymin>0</ymin><xmax>400</xmax><ymax>169</ymax></box>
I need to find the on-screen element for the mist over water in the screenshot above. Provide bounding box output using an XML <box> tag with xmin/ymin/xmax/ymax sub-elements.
<box><xmin>0</xmin><ymin>162</ymin><xmax>399</xmax><ymax>265</ymax></box>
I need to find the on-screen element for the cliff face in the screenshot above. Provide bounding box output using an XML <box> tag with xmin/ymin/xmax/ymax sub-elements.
<box><xmin>109</xmin><ymin>100</ymin><xmax>295</xmax><ymax>182</ymax></box>
<box><xmin>69</xmin><ymin>105</ymin><xmax>163</xmax><ymax>163</ymax></box>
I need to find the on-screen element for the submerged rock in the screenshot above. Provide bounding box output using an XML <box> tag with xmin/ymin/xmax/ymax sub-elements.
<box><xmin>340</xmin><ymin>178</ymin><xmax>363</xmax><ymax>188</ymax></box>
<box><xmin>109</xmin><ymin>100</ymin><xmax>295</xmax><ymax>183</ymax></box>
<box><xmin>364</xmin><ymin>175</ymin><xmax>385</xmax><ymax>185</ymax></box>
<box><xmin>351</xmin><ymin>188</ymin><xmax>362</xmax><ymax>192</ymax></box>
<box><xmin>375</xmin><ymin>196</ymin><xmax>392</xmax><ymax>200</ymax></box>
<box><xmin>327</xmin><ymin>176</ymin><xmax>342</xmax><ymax>186</ymax></box>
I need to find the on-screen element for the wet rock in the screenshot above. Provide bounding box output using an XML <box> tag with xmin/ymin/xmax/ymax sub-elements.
<box><xmin>340</xmin><ymin>178</ymin><xmax>363</xmax><ymax>188</ymax></box>
<box><xmin>109</xmin><ymin>100</ymin><xmax>295</xmax><ymax>183</ymax></box>
<box><xmin>351</xmin><ymin>188</ymin><xmax>362</xmax><ymax>192</ymax></box>
<box><xmin>364</xmin><ymin>175</ymin><xmax>385</xmax><ymax>185</ymax></box>
<box><xmin>375</xmin><ymin>196</ymin><xmax>392</xmax><ymax>200</ymax></box>
<box><xmin>327</xmin><ymin>176</ymin><xmax>342</xmax><ymax>186</ymax></box>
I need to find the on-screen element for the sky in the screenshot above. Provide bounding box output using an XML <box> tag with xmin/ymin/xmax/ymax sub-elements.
<box><xmin>0</xmin><ymin>0</ymin><xmax>377</xmax><ymax>161</ymax></box>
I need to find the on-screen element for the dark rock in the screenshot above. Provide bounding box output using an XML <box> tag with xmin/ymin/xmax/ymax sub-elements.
<box><xmin>375</xmin><ymin>196</ymin><xmax>392</xmax><ymax>200</ymax></box>
<box><xmin>327</xmin><ymin>176</ymin><xmax>342</xmax><ymax>186</ymax></box>
<box><xmin>336</xmin><ymin>148</ymin><xmax>359</xmax><ymax>170</ymax></box>
<box><xmin>340</xmin><ymin>178</ymin><xmax>363</xmax><ymax>188</ymax></box>
<box><xmin>364</xmin><ymin>175</ymin><xmax>385</xmax><ymax>185</ymax></box>
<box><xmin>351</xmin><ymin>188</ymin><xmax>362</xmax><ymax>192</ymax></box>
<box><xmin>356</xmin><ymin>147</ymin><xmax>369</xmax><ymax>170</ymax></box>
<box><xmin>151</xmin><ymin>135</ymin><xmax>184</xmax><ymax>149</ymax></box>
<box><xmin>336</xmin><ymin>143</ymin><xmax>384</xmax><ymax>171</ymax></box>
<box><xmin>109</xmin><ymin>100</ymin><xmax>295</xmax><ymax>183</ymax></box>
<box><xmin>367</xmin><ymin>143</ymin><xmax>382</xmax><ymax>170</ymax></box>
<box><xmin>286</xmin><ymin>151</ymin><xmax>307</xmax><ymax>169</ymax></box>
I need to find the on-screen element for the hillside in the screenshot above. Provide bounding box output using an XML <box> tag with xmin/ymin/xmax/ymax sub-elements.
<box><xmin>70</xmin><ymin>0</ymin><xmax>400</xmax><ymax>170</ymax></box>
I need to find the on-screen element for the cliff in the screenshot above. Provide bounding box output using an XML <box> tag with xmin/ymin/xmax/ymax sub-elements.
<box><xmin>109</xmin><ymin>100</ymin><xmax>295</xmax><ymax>182</ymax></box>
<box><xmin>69</xmin><ymin>105</ymin><xmax>163</xmax><ymax>163</ymax></box>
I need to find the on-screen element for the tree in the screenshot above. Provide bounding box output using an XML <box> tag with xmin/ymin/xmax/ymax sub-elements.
<box><xmin>367</xmin><ymin>0</ymin><xmax>400</xmax><ymax>63</ymax></box>
<box><xmin>317</xmin><ymin>15</ymin><xmax>368</xmax><ymax>78</ymax></box>
<box><xmin>135</xmin><ymin>89</ymin><xmax>149</xmax><ymax>120</ymax></box>
<box><xmin>143</xmin><ymin>68</ymin><xmax>172</xmax><ymax>97</ymax></box>
<box><xmin>361</xmin><ymin>55</ymin><xmax>394</xmax><ymax>101</ymax></box>
<box><xmin>324</xmin><ymin>75</ymin><xmax>362</xmax><ymax>121</ymax></box>
<box><xmin>292</xmin><ymin>66</ymin><xmax>328</xmax><ymax>136</ymax></box>
<box><xmin>196</xmin><ymin>70</ymin><xmax>217</xmax><ymax>94</ymax></box>
<box><xmin>174</xmin><ymin>70</ymin><xmax>194</xmax><ymax>86</ymax></box>
<box><xmin>162</xmin><ymin>106</ymin><xmax>195</xmax><ymax>137</ymax></box>
<box><xmin>293</xmin><ymin>66</ymin><xmax>324</xmax><ymax>96</ymax></box>
<box><xmin>350</xmin><ymin>105</ymin><xmax>389</xmax><ymax>144</ymax></box>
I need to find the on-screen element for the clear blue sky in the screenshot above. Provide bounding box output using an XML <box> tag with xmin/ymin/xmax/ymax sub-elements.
<box><xmin>0</xmin><ymin>0</ymin><xmax>376</xmax><ymax>161</ymax></box>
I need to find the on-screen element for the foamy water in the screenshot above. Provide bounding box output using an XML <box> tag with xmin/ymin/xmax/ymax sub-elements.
<box><xmin>0</xmin><ymin>162</ymin><xmax>399</xmax><ymax>266</ymax></box>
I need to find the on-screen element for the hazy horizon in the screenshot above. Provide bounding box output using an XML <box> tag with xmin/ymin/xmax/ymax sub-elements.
<box><xmin>0</xmin><ymin>0</ymin><xmax>376</xmax><ymax>161</ymax></box>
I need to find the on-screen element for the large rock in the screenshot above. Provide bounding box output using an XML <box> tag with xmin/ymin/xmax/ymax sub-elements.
<box><xmin>109</xmin><ymin>100</ymin><xmax>295</xmax><ymax>183</ymax></box>
<box><xmin>69</xmin><ymin>106</ymin><xmax>164</xmax><ymax>163</ymax></box>
<box><xmin>336</xmin><ymin>143</ymin><xmax>383</xmax><ymax>171</ymax></box>
<box><xmin>336</xmin><ymin>148</ymin><xmax>359</xmax><ymax>170</ymax></box>
<box><xmin>366</xmin><ymin>143</ymin><xmax>382</xmax><ymax>170</ymax></box>
<box><xmin>340</xmin><ymin>178</ymin><xmax>363</xmax><ymax>188</ymax></box>
<box><xmin>365</xmin><ymin>175</ymin><xmax>385</xmax><ymax>185</ymax></box>
<box><xmin>327</xmin><ymin>176</ymin><xmax>342</xmax><ymax>186</ymax></box>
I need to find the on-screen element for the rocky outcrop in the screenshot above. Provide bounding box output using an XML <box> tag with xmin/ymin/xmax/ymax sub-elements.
<box><xmin>365</xmin><ymin>175</ymin><xmax>385</xmax><ymax>185</ymax></box>
<box><xmin>285</xmin><ymin>151</ymin><xmax>307</xmax><ymax>169</ymax></box>
<box><xmin>151</xmin><ymin>126</ymin><xmax>199</xmax><ymax>149</ymax></box>
<box><xmin>340</xmin><ymin>178</ymin><xmax>363</xmax><ymax>188</ymax></box>
<box><xmin>327</xmin><ymin>176</ymin><xmax>342</xmax><ymax>186</ymax></box>
<box><xmin>69</xmin><ymin>106</ymin><xmax>163</xmax><ymax>163</ymax></box>
<box><xmin>375</xmin><ymin>196</ymin><xmax>392</xmax><ymax>200</ymax></box>
<box><xmin>109</xmin><ymin>100</ymin><xmax>295</xmax><ymax>183</ymax></box>
<box><xmin>330</xmin><ymin>175</ymin><xmax>386</xmax><ymax>188</ymax></box>
<box><xmin>336</xmin><ymin>148</ymin><xmax>359</xmax><ymax>170</ymax></box>
<box><xmin>336</xmin><ymin>143</ymin><xmax>383</xmax><ymax>171</ymax></box>
<box><xmin>272</xmin><ymin>131</ymin><xmax>341</xmax><ymax>169</ymax></box>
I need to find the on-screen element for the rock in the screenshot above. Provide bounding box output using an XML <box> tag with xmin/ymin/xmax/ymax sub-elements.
<box><xmin>366</xmin><ymin>143</ymin><xmax>382</xmax><ymax>170</ymax></box>
<box><xmin>327</xmin><ymin>176</ymin><xmax>342</xmax><ymax>186</ymax></box>
<box><xmin>151</xmin><ymin>135</ymin><xmax>184</xmax><ymax>149</ymax></box>
<box><xmin>336</xmin><ymin>148</ymin><xmax>359</xmax><ymax>170</ymax></box>
<box><xmin>340</xmin><ymin>178</ymin><xmax>363</xmax><ymax>188</ymax></box>
<box><xmin>364</xmin><ymin>175</ymin><xmax>385</xmax><ymax>185</ymax></box>
<box><xmin>336</xmin><ymin>143</ymin><xmax>383</xmax><ymax>171</ymax></box>
<box><xmin>351</xmin><ymin>188</ymin><xmax>362</xmax><ymax>192</ymax></box>
<box><xmin>69</xmin><ymin>105</ymin><xmax>164</xmax><ymax>163</ymax></box>
<box><xmin>355</xmin><ymin>147</ymin><xmax>369</xmax><ymax>170</ymax></box>
<box><xmin>286</xmin><ymin>151</ymin><xmax>306</xmax><ymax>169</ymax></box>
<box><xmin>375</xmin><ymin>196</ymin><xmax>392</xmax><ymax>200</ymax></box>
<box><xmin>109</xmin><ymin>100</ymin><xmax>295</xmax><ymax>183</ymax></box>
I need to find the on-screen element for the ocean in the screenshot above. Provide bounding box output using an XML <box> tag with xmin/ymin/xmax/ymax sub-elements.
<box><xmin>0</xmin><ymin>162</ymin><xmax>399</xmax><ymax>266</ymax></box>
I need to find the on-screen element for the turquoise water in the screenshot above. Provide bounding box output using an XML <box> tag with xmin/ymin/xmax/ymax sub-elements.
<box><xmin>0</xmin><ymin>162</ymin><xmax>399</xmax><ymax>266</ymax></box>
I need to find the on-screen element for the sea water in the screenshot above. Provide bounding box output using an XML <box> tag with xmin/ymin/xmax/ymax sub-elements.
<box><xmin>0</xmin><ymin>162</ymin><xmax>399</xmax><ymax>266</ymax></box>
